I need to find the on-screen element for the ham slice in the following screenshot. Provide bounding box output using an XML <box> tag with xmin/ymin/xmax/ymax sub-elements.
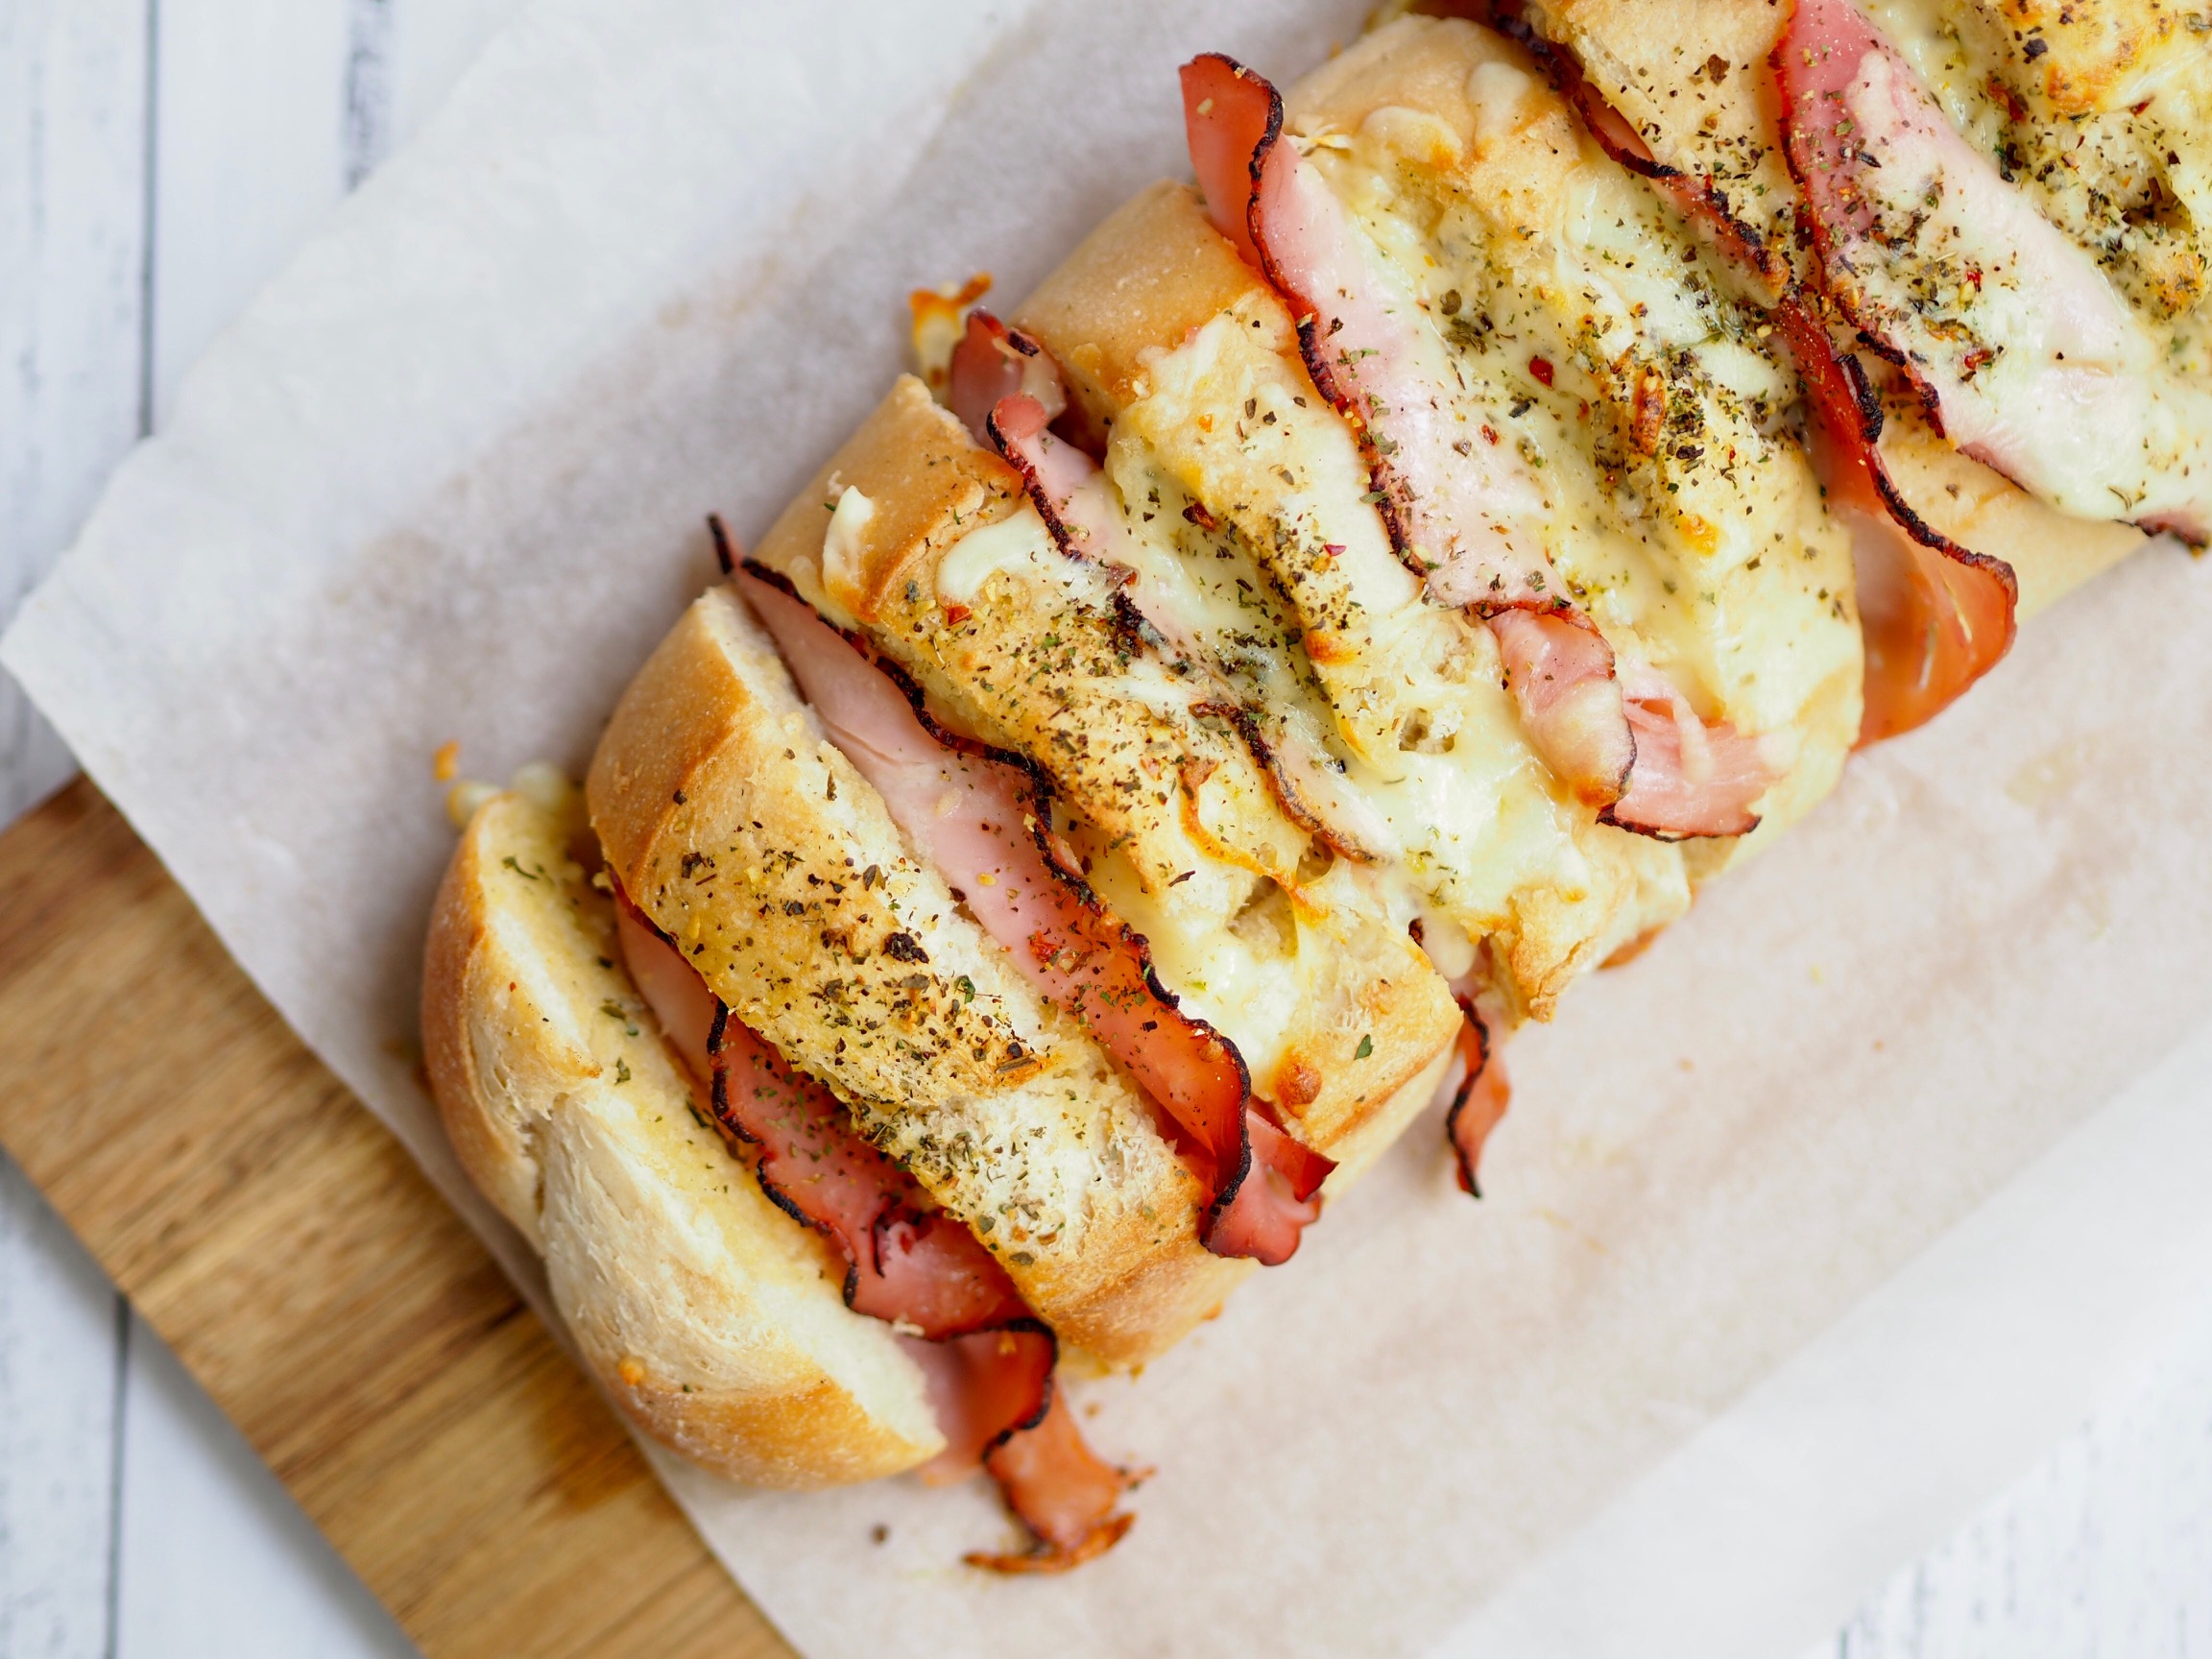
<box><xmin>1208</xmin><ymin>1109</ymin><xmax>1333</xmax><ymax>1263</ymax></box>
<box><xmin>614</xmin><ymin>885</ymin><xmax>1129</xmax><ymax>1568</ymax></box>
<box><xmin>1603</xmin><ymin>665</ymin><xmax>1778</xmax><ymax>839</ymax></box>
<box><xmin>1774</xmin><ymin>0</ymin><xmax>2209</xmax><ymax>542</ymax></box>
<box><xmin>616</xmin><ymin>892</ymin><xmax>1025</xmax><ymax>1336</ymax></box>
<box><xmin>905</xmin><ymin>1325</ymin><xmax>1057</xmax><ymax>1475</ymax></box>
<box><xmin>969</xmin><ymin>1389</ymin><xmax>1138</xmax><ymax>1572</ymax></box>
<box><xmin>1180</xmin><ymin>55</ymin><xmax>1553</xmax><ymax>610</ymax></box>
<box><xmin>946</xmin><ymin>308</ymin><xmax>1067</xmax><ymax>447</ymax></box>
<box><xmin>1441</xmin><ymin>1007</ymin><xmax>1511</xmax><ymax>1199</ymax></box>
<box><xmin>613</xmin><ymin>886</ymin><xmax>721</xmax><ymax>1078</ymax></box>
<box><xmin>1775</xmin><ymin>296</ymin><xmax>2018</xmax><ymax>743</ymax></box>
<box><xmin>735</xmin><ymin>568</ymin><xmax>1331</xmax><ymax>1262</ymax></box>
<box><xmin>1499</xmin><ymin>24</ymin><xmax>2022</xmax><ymax>743</ymax></box>
<box><xmin>985</xmin><ymin>393</ymin><xmax>1116</xmax><ymax>561</ymax></box>
<box><xmin>707</xmin><ymin>1007</ymin><xmax>1033</xmax><ymax>1337</ymax></box>
<box><xmin>1484</xmin><ymin>608</ymin><xmax>1636</xmax><ymax>810</ymax></box>
<box><xmin>1181</xmin><ymin>52</ymin><xmax>1777</xmax><ymax>839</ymax></box>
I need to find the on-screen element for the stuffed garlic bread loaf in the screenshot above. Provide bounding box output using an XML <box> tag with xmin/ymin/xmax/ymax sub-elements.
<box><xmin>421</xmin><ymin>0</ymin><xmax>2203</xmax><ymax>1571</ymax></box>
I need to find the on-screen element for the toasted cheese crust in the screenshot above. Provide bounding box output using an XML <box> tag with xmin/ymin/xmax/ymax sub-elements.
<box><xmin>588</xmin><ymin>584</ymin><xmax>1249</xmax><ymax>1366</ymax></box>
<box><xmin>1021</xmin><ymin>179</ymin><xmax>1696</xmax><ymax>1020</ymax></box>
<box><xmin>421</xmin><ymin>785</ymin><xmax>944</xmax><ymax>1486</ymax></box>
<box><xmin>1513</xmin><ymin>0</ymin><xmax>2202</xmax><ymax>540</ymax></box>
<box><xmin>754</xmin><ymin>377</ymin><xmax>1467</xmax><ymax>1152</ymax></box>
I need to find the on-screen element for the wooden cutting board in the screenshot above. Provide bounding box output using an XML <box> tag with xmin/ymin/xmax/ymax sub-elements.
<box><xmin>0</xmin><ymin>779</ymin><xmax>794</xmax><ymax>1659</ymax></box>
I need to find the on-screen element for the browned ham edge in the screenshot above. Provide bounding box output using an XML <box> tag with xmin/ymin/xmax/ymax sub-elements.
<box><xmin>1486</xmin><ymin>4</ymin><xmax>1789</xmax><ymax>288</ymax></box>
<box><xmin>612</xmin><ymin>882</ymin><xmax>1128</xmax><ymax>1568</ymax></box>
<box><xmin>1181</xmin><ymin>51</ymin><xmax>1789</xmax><ymax>839</ymax></box>
<box><xmin>1773</xmin><ymin>297</ymin><xmax>2018</xmax><ymax>743</ymax></box>
<box><xmin>947</xmin><ymin>308</ymin><xmax>1066</xmax><ymax>445</ymax></box>
<box><xmin>968</xmin><ymin>1389</ymin><xmax>1140</xmax><ymax>1573</ymax></box>
<box><xmin>1442</xmin><ymin>1005</ymin><xmax>1511</xmax><ymax>1198</ymax></box>
<box><xmin>733</xmin><ymin>565</ymin><xmax>1337</xmax><ymax>1263</ymax></box>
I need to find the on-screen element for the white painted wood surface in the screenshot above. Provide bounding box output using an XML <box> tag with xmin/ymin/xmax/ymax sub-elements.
<box><xmin>1</xmin><ymin>0</ymin><xmax>2208</xmax><ymax>1652</ymax></box>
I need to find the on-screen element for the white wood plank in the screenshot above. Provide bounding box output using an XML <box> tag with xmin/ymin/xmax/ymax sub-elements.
<box><xmin>112</xmin><ymin>1310</ymin><xmax>417</xmax><ymax>1659</ymax></box>
<box><xmin>146</xmin><ymin>0</ymin><xmax>351</xmax><ymax>425</ymax></box>
<box><xmin>0</xmin><ymin>5</ymin><xmax>146</xmax><ymax>1653</ymax></box>
<box><xmin>0</xmin><ymin>1158</ymin><xmax>124</xmax><ymax>1659</ymax></box>
<box><xmin>385</xmin><ymin>0</ymin><xmax>526</xmax><ymax>155</ymax></box>
<box><xmin>1795</xmin><ymin>1288</ymin><xmax>2212</xmax><ymax>1658</ymax></box>
<box><xmin>115</xmin><ymin>2</ymin><xmax>425</xmax><ymax>1650</ymax></box>
<box><xmin>0</xmin><ymin>0</ymin><xmax>151</xmax><ymax>830</ymax></box>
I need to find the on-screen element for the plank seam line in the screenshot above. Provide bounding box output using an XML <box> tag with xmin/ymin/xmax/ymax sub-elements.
<box><xmin>101</xmin><ymin>1300</ymin><xmax>131</xmax><ymax>1659</ymax></box>
<box><xmin>344</xmin><ymin>0</ymin><xmax>395</xmax><ymax>192</ymax></box>
<box><xmin>134</xmin><ymin>0</ymin><xmax>158</xmax><ymax>441</ymax></box>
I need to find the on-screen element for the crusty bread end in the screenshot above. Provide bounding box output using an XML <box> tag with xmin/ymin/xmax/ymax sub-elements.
<box><xmin>422</xmin><ymin>785</ymin><xmax>945</xmax><ymax>1486</ymax></box>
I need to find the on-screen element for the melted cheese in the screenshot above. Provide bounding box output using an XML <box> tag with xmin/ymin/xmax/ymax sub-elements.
<box><xmin>817</xmin><ymin>484</ymin><xmax>878</xmax><ymax>606</ymax></box>
<box><xmin>1312</xmin><ymin>93</ymin><xmax>1861</xmax><ymax>745</ymax></box>
<box><xmin>932</xmin><ymin>503</ymin><xmax>1070</xmax><ymax>608</ymax></box>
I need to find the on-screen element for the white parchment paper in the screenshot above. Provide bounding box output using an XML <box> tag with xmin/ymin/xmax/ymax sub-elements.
<box><xmin>8</xmin><ymin>2</ymin><xmax>2212</xmax><ymax>1654</ymax></box>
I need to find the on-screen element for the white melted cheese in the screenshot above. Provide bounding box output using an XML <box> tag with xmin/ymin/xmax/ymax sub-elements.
<box><xmin>932</xmin><ymin>502</ymin><xmax>1068</xmax><ymax>608</ymax></box>
<box><xmin>1317</xmin><ymin>103</ymin><xmax>1860</xmax><ymax>744</ymax></box>
<box><xmin>1839</xmin><ymin>45</ymin><xmax>2212</xmax><ymax>529</ymax></box>
<box><xmin>818</xmin><ymin>485</ymin><xmax>878</xmax><ymax>605</ymax></box>
<box><xmin>1118</xmin><ymin>307</ymin><xmax>1607</xmax><ymax>971</ymax></box>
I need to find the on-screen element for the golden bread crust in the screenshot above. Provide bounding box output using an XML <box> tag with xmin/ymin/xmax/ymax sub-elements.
<box><xmin>421</xmin><ymin>787</ymin><xmax>943</xmax><ymax>1487</ymax></box>
<box><xmin>751</xmin><ymin>376</ymin><xmax>1465</xmax><ymax>1155</ymax></box>
<box><xmin>588</xmin><ymin>586</ymin><xmax>1249</xmax><ymax>1366</ymax></box>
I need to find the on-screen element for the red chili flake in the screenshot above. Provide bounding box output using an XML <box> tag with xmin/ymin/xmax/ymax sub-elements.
<box><xmin>1528</xmin><ymin>356</ymin><xmax>1555</xmax><ymax>387</ymax></box>
<box><xmin>1480</xmin><ymin>424</ymin><xmax>1500</xmax><ymax>445</ymax></box>
<box><xmin>1985</xmin><ymin>75</ymin><xmax>2028</xmax><ymax>123</ymax></box>
<box><xmin>1182</xmin><ymin>501</ymin><xmax>1219</xmax><ymax>532</ymax></box>
<box><xmin>1322</xmin><ymin>542</ymin><xmax>1345</xmax><ymax>558</ymax></box>
<box><xmin>943</xmin><ymin>603</ymin><xmax>973</xmax><ymax>625</ymax></box>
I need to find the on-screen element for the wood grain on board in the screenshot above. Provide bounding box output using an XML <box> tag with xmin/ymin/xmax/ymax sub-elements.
<box><xmin>0</xmin><ymin>779</ymin><xmax>793</xmax><ymax>1659</ymax></box>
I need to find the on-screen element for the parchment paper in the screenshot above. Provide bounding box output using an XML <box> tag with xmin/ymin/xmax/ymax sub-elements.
<box><xmin>7</xmin><ymin>2</ymin><xmax>2211</xmax><ymax>1654</ymax></box>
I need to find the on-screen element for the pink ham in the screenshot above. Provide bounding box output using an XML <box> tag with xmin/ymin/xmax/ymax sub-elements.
<box><xmin>1485</xmin><ymin>608</ymin><xmax>1636</xmax><ymax>809</ymax></box>
<box><xmin>1774</xmin><ymin>0</ymin><xmax>2207</xmax><ymax>541</ymax></box>
<box><xmin>615</xmin><ymin>890</ymin><xmax>1026</xmax><ymax>1338</ymax></box>
<box><xmin>1181</xmin><ymin>52</ymin><xmax>1778</xmax><ymax>838</ymax></box>
<box><xmin>1208</xmin><ymin>1109</ymin><xmax>1334</xmax><ymax>1264</ymax></box>
<box><xmin>966</xmin><ymin>1386</ymin><xmax>1137</xmax><ymax>1573</ymax></box>
<box><xmin>946</xmin><ymin>308</ymin><xmax>1067</xmax><ymax>447</ymax></box>
<box><xmin>1603</xmin><ymin>666</ymin><xmax>1778</xmax><ymax>839</ymax></box>
<box><xmin>734</xmin><ymin>568</ymin><xmax>1334</xmax><ymax>1262</ymax></box>
<box><xmin>1180</xmin><ymin>53</ymin><xmax>1554</xmax><ymax>612</ymax></box>
<box><xmin>1775</xmin><ymin>296</ymin><xmax>2018</xmax><ymax>743</ymax></box>
<box><xmin>615</xmin><ymin>884</ymin><xmax>1130</xmax><ymax>1568</ymax></box>
<box><xmin>613</xmin><ymin>887</ymin><xmax>721</xmax><ymax>1077</ymax></box>
<box><xmin>985</xmin><ymin>393</ymin><xmax>1108</xmax><ymax>554</ymax></box>
<box><xmin>1439</xmin><ymin>1006</ymin><xmax>1511</xmax><ymax>1199</ymax></box>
